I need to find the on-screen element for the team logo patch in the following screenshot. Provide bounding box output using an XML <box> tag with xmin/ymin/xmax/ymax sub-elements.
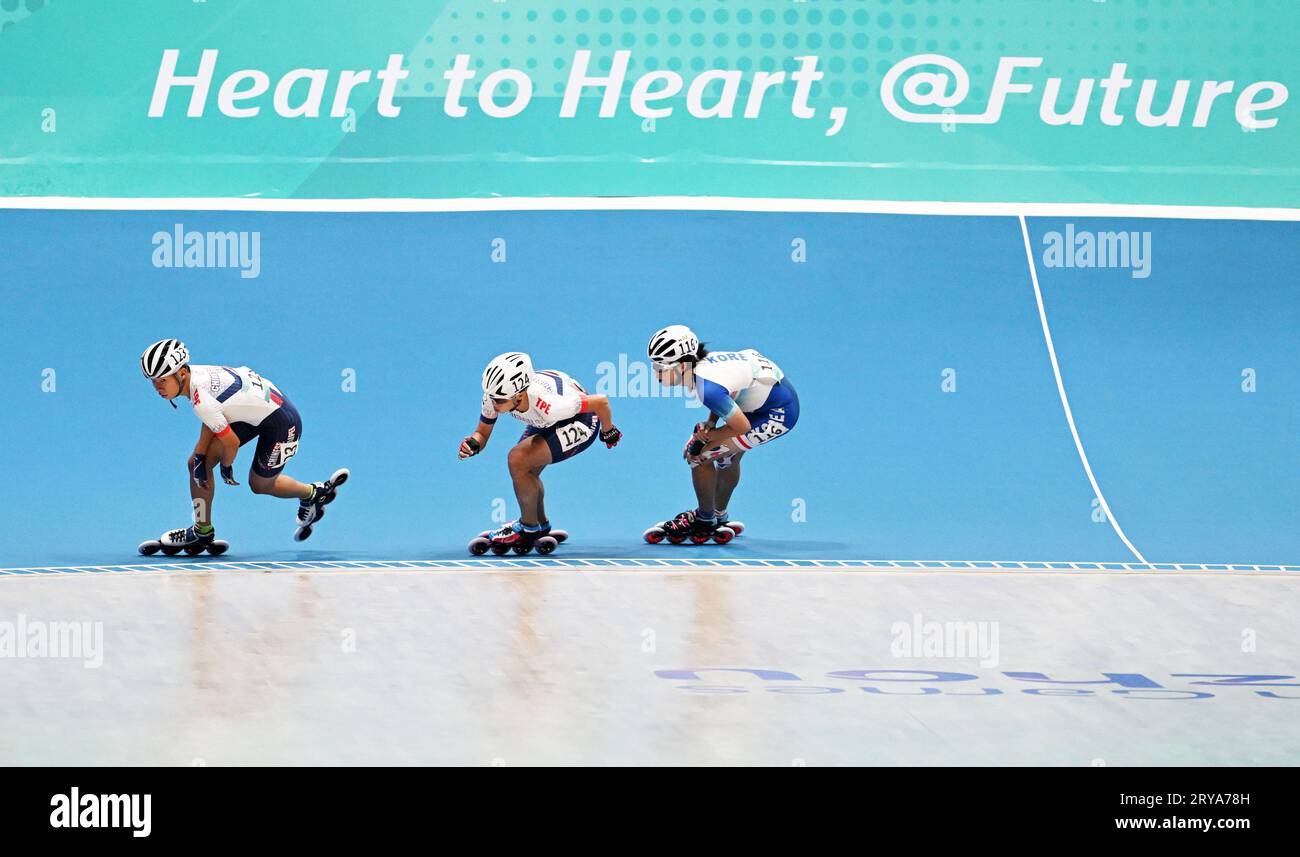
<box><xmin>266</xmin><ymin>440</ymin><xmax>299</xmax><ymax>469</ymax></box>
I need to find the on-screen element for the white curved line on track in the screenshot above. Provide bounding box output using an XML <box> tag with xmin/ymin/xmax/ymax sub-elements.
<box><xmin>1019</xmin><ymin>214</ymin><xmax>1149</xmax><ymax>565</ymax></box>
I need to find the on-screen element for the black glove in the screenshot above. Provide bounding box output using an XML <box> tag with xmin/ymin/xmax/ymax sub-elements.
<box><xmin>220</xmin><ymin>462</ymin><xmax>238</xmax><ymax>485</ymax></box>
<box><xmin>600</xmin><ymin>425</ymin><xmax>622</xmax><ymax>448</ymax></box>
<box><xmin>459</xmin><ymin>435</ymin><xmax>482</xmax><ymax>459</ymax></box>
<box><xmin>686</xmin><ymin>422</ymin><xmax>711</xmax><ymax>457</ymax></box>
<box><xmin>189</xmin><ymin>453</ymin><xmax>209</xmax><ymax>488</ymax></box>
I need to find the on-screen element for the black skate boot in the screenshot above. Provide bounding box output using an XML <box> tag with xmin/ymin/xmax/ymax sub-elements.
<box><xmin>294</xmin><ymin>468</ymin><xmax>350</xmax><ymax>542</ymax></box>
<box><xmin>644</xmin><ymin>509</ymin><xmax>736</xmax><ymax>546</ymax></box>
<box><xmin>469</xmin><ymin>521</ymin><xmax>569</xmax><ymax>556</ymax></box>
<box><xmin>139</xmin><ymin>525</ymin><xmax>229</xmax><ymax>557</ymax></box>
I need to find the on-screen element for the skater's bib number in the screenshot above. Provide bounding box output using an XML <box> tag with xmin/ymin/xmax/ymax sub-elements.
<box><xmin>744</xmin><ymin>412</ymin><xmax>788</xmax><ymax>445</ymax></box>
<box><xmin>556</xmin><ymin>421</ymin><xmax>594</xmax><ymax>453</ymax></box>
<box><xmin>267</xmin><ymin>440</ymin><xmax>299</xmax><ymax>469</ymax></box>
<box><xmin>747</xmin><ymin>351</ymin><xmax>781</xmax><ymax>384</ymax></box>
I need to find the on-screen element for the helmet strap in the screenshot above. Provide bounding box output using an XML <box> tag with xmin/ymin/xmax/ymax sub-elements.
<box><xmin>166</xmin><ymin>368</ymin><xmax>186</xmax><ymax>408</ymax></box>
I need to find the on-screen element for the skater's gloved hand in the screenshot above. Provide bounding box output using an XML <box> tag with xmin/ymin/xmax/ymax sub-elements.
<box><xmin>189</xmin><ymin>453</ymin><xmax>209</xmax><ymax>488</ymax></box>
<box><xmin>599</xmin><ymin>425</ymin><xmax>622</xmax><ymax>448</ymax></box>
<box><xmin>220</xmin><ymin>462</ymin><xmax>239</xmax><ymax>486</ymax></box>
<box><xmin>459</xmin><ymin>435</ymin><xmax>482</xmax><ymax>460</ymax></box>
<box><xmin>685</xmin><ymin>422</ymin><xmax>711</xmax><ymax>459</ymax></box>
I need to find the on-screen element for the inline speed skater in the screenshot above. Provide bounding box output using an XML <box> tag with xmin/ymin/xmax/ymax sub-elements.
<box><xmin>460</xmin><ymin>351</ymin><xmax>621</xmax><ymax>555</ymax></box>
<box><xmin>137</xmin><ymin>338</ymin><xmax>348</xmax><ymax>556</ymax></box>
<box><xmin>643</xmin><ymin>325</ymin><xmax>800</xmax><ymax>545</ymax></box>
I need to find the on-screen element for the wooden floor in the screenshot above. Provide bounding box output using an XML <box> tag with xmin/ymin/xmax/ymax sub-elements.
<box><xmin>3</xmin><ymin>565</ymin><xmax>1298</xmax><ymax>765</ymax></box>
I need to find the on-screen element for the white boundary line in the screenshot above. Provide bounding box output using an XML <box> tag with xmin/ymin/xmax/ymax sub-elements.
<box><xmin>1</xmin><ymin>196</ymin><xmax>1300</xmax><ymax>221</ymax></box>
<box><xmin>1019</xmin><ymin>214</ymin><xmax>1148</xmax><ymax>565</ymax></box>
<box><xmin>1</xmin><ymin>558</ymin><xmax>1296</xmax><ymax>578</ymax></box>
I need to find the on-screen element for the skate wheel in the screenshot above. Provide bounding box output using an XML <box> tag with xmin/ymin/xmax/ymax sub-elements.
<box><xmin>690</xmin><ymin>532</ymin><xmax>711</xmax><ymax>545</ymax></box>
<box><xmin>550</xmin><ymin>530</ymin><xmax>568</xmax><ymax>544</ymax></box>
<box><xmin>294</xmin><ymin>525</ymin><xmax>313</xmax><ymax>543</ymax></box>
<box><xmin>469</xmin><ymin>537</ymin><xmax>491</xmax><ymax>556</ymax></box>
<box><xmin>535</xmin><ymin>536</ymin><xmax>558</xmax><ymax>555</ymax></box>
<box><xmin>489</xmin><ymin>543</ymin><xmax>510</xmax><ymax>556</ymax></box>
<box><xmin>713</xmin><ymin>527</ymin><xmax>735</xmax><ymax>545</ymax></box>
<box><xmin>511</xmin><ymin>542</ymin><xmax>533</xmax><ymax>555</ymax></box>
<box><xmin>183</xmin><ymin>544</ymin><xmax>205</xmax><ymax>556</ymax></box>
<box><xmin>207</xmin><ymin>541</ymin><xmax>229</xmax><ymax>557</ymax></box>
<box><xmin>725</xmin><ymin>521</ymin><xmax>744</xmax><ymax>536</ymax></box>
<box><xmin>643</xmin><ymin>527</ymin><xmax>665</xmax><ymax>544</ymax></box>
<box><xmin>138</xmin><ymin>540</ymin><xmax>161</xmax><ymax>556</ymax></box>
<box><xmin>327</xmin><ymin>468</ymin><xmax>350</xmax><ymax>493</ymax></box>
<box><xmin>160</xmin><ymin>545</ymin><xmax>182</xmax><ymax>556</ymax></box>
<box><xmin>667</xmin><ymin>534</ymin><xmax>688</xmax><ymax>545</ymax></box>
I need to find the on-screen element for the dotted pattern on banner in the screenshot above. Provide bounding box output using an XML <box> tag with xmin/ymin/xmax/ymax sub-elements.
<box><xmin>0</xmin><ymin>0</ymin><xmax>52</xmax><ymax>34</ymax></box>
<box><xmin>398</xmin><ymin>0</ymin><xmax>1289</xmax><ymax>105</ymax></box>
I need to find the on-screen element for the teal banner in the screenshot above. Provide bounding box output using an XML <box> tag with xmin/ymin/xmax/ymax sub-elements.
<box><xmin>0</xmin><ymin>0</ymin><xmax>1296</xmax><ymax>205</ymax></box>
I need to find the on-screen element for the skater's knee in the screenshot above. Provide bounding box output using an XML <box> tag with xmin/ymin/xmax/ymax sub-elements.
<box><xmin>715</xmin><ymin>452</ymin><xmax>742</xmax><ymax>470</ymax></box>
<box><xmin>248</xmin><ymin>476</ymin><xmax>274</xmax><ymax>495</ymax></box>
<box><xmin>508</xmin><ymin>444</ymin><xmax>540</xmax><ymax>476</ymax></box>
<box><xmin>690</xmin><ymin>448</ymin><xmax>738</xmax><ymax>470</ymax></box>
<box><xmin>507</xmin><ymin>445</ymin><xmax>526</xmax><ymax>473</ymax></box>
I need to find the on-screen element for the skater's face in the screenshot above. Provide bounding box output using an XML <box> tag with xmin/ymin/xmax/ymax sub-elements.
<box><xmin>654</xmin><ymin>361</ymin><xmax>689</xmax><ymax>387</ymax></box>
<box><xmin>151</xmin><ymin>373</ymin><xmax>182</xmax><ymax>399</ymax></box>
<box><xmin>491</xmin><ymin>395</ymin><xmax>521</xmax><ymax>414</ymax></box>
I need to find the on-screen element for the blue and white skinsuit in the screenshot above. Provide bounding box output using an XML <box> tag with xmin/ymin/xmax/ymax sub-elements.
<box><xmin>689</xmin><ymin>349</ymin><xmax>799</xmax><ymax>469</ymax></box>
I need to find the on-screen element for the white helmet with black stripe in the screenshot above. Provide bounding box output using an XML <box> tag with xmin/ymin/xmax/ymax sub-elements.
<box><xmin>140</xmin><ymin>338</ymin><xmax>190</xmax><ymax>380</ymax></box>
<box><xmin>482</xmin><ymin>351</ymin><xmax>533</xmax><ymax>400</ymax></box>
<box><xmin>647</xmin><ymin>324</ymin><xmax>700</xmax><ymax>367</ymax></box>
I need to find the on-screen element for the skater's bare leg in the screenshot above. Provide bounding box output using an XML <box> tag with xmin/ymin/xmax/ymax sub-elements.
<box><xmin>691</xmin><ymin>461</ymin><xmax>719</xmax><ymax>514</ymax></box>
<box><xmin>508</xmin><ymin>436</ymin><xmax>552</xmax><ymax>527</ymax></box>
<box><xmin>535</xmin><ymin>473</ymin><xmax>547</xmax><ymax>524</ymax></box>
<box><xmin>191</xmin><ymin>436</ymin><xmax>222</xmax><ymax>526</ymax></box>
<box><xmin>714</xmin><ymin>454</ymin><xmax>744</xmax><ymax>512</ymax></box>
<box><xmin>249</xmin><ymin>471</ymin><xmax>315</xmax><ymax>500</ymax></box>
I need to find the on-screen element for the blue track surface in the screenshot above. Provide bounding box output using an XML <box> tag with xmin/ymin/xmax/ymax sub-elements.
<box><xmin>1</xmin><ymin>209</ymin><xmax>1295</xmax><ymax>568</ymax></box>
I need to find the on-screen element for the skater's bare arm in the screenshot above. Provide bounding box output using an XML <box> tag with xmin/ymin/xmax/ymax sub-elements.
<box><xmin>193</xmin><ymin>425</ymin><xmax>214</xmax><ymax>457</ymax></box>
<box><xmin>697</xmin><ymin>410</ymin><xmax>751</xmax><ymax>445</ymax></box>
<box><xmin>585</xmin><ymin>394</ymin><xmax>614</xmax><ymax>427</ymax></box>
<box><xmin>585</xmin><ymin>395</ymin><xmax>623</xmax><ymax>448</ymax></box>
<box><xmin>215</xmin><ymin>428</ymin><xmax>240</xmax><ymax>467</ymax></box>
<box><xmin>460</xmin><ymin>419</ymin><xmax>495</xmax><ymax>459</ymax></box>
